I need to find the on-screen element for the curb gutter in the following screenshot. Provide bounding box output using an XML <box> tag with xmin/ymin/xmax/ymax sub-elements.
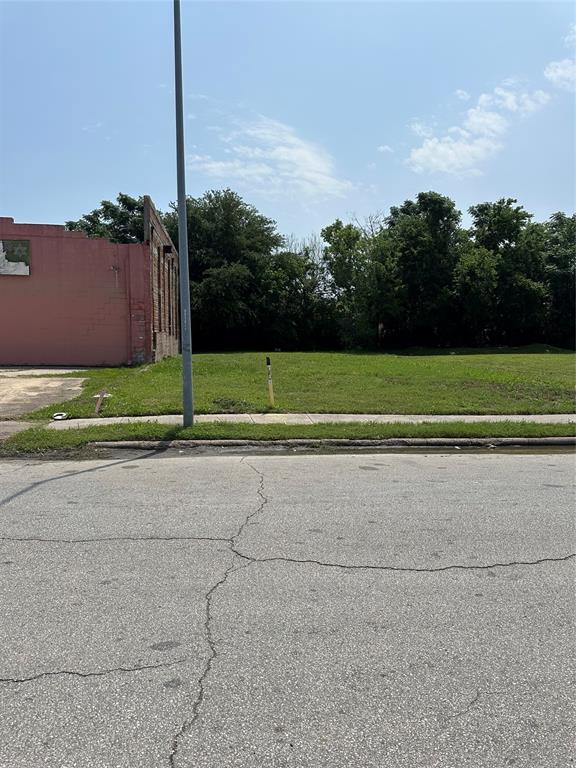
<box><xmin>91</xmin><ymin>437</ymin><xmax>576</xmax><ymax>449</ymax></box>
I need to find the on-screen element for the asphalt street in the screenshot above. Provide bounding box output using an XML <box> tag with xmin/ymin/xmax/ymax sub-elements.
<box><xmin>0</xmin><ymin>451</ymin><xmax>574</xmax><ymax>767</ymax></box>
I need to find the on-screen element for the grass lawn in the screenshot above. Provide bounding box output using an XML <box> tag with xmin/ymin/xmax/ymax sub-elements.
<box><xmin>27</xmin><ymin>346</ymin><xmax>575</xmax><ymax>420</ymax></box>
<box><xmin>2</xmin><ymin>420</ymin><xmax>575</xmax><ymax>455</ymax></box>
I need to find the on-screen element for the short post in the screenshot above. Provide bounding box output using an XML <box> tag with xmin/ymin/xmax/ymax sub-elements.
<box><xmin>93</xmin><ymin>389</ymin><xmax>111</xmax><ymax>415</ymax></box>
<box><xmin>266</xmin><ymin>355</ymin><xmax>275</xmax><ymax>408</ymax></box>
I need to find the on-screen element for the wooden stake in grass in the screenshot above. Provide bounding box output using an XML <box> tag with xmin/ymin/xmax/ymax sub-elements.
<box><xmin>93</xmin><ymin>389</ymin><xmax>111</xmax><ymax>415</ymax></box>
<box><xmin>266</xmin><ymin>356</ymin><xmax>275</xmax><ymax>408</ymax></box>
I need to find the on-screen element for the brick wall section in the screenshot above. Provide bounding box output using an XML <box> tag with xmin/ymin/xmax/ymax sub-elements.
<box><xmin>0</xmin><ymin>217</ymin><xmax>152</xmax><ymax>366</ymax></box>
<box><xmin>0</xmin><ymin>199</ymin><xmax>180</xmax><ymax>367</ymax></box>
<box><xmin>126</xmin><ymin>245</ymin><xmax>152</xmax><ymax>365</ymax></box>
<box><xmin>143</xmin><ymin>196</ymin><xmax>180</xmax><ymax>361</ymax></box>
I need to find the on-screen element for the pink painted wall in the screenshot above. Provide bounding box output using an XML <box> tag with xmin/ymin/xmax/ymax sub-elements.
<box><xmin>0</xmin><ymin>217</ymin><xmax>152</xmax><ymax>366</ymax></box>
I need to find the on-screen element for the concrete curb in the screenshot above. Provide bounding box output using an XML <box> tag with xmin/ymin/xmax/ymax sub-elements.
<box><xmin>90</xmin><ymin>437</ymin><xmax>576</xmax><ymax>450</ymax></box>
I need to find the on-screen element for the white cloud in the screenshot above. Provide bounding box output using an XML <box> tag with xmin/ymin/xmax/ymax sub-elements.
<box><xmin>491</xmin><ymin>87</ymin><xmax>550</xmax><ymax>114</ymax></box>
<box><xmin>408</xmin><ymin>120</ymin><xmax>435</xmax><ymax>138</ymax></box>
<box><xmin>544</xmin><ymin>58</ymin><xmax>576</xmax><ymax>91</ymax></box>
<box><xmin>408</xmin><ymin>135</ymin><xmax>501</xmax><ymax>176</ymax></box>
<box><xmin>463</xmin><ymin>106</ymin><xmax>508</xmax><ymax>137</ymax></box>
<box><xmin>188</xmin><ymin>115</ymin><xmax>351</xmax><ymax>199</ymax></box>
<box><xmin>376</xmin><ymin>144</ymin><xmax>393</xmax><ymax>153</ymax></box>
<box><xmin>542</xmin><ymin>26</ymin><xmax>576</xmax><ymax>92</ymax></box>
<box><xmin>407</xmin><ymin>82</ymin><xmax>549</xmax><ymax>176</ymax></box>
<box><xmin>455</xmin><ymin>89</ymin><xmax>470</xmax><ymax>101</ymax></box>
<box><xmin>188</xmin><ymin>154</ymin><xmax>275</xmax><ymax>184</ymax></box>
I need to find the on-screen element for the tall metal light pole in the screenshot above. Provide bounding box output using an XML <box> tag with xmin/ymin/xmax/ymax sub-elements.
<box><xmin>173</xmin><ymin>0</ymin><xmax>194</xmax><ymax>426</ymax></box>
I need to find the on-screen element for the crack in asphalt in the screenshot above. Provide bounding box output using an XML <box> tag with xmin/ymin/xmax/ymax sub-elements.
<box><xmin>232</xmin><ymin>461</ymin><xmax>269</xmax><ymax>545</ymax></box>
<box><xmin>3</xmin><ymin>456</ymin><xmax>574</xmax><ymax>765</ymax></box>
<box><xmin>444</xmin><ymin>686</ymin><xmax>524</xmax><ymax>722</ymax></box>
<box><xmin>228</xmin><ymin>552</ymin><xmax>576</xmax><ymax>573</ymax></box>
<box><xmin>168</xmin><ymin>459</ymin><xmax>270</xmax><ymax>767</ymax></box>
<box><xmin>447</xmin><ymin>689</ymin><xmax>482</xmax><ymax>719</ymax></box>
<box><xmin>168</xmin><ymin>555</ymin><xmax>238</xmax><ymax>767</ymax></box>
<box><xmin>0</xmin><ymin>657</ymin><xmax>187</xmax><ymax>685</ymax></box>
<box><xmin>0</xmin><ymin>536</ymin><xmax>229</xmax><ymax>544</ymax></box>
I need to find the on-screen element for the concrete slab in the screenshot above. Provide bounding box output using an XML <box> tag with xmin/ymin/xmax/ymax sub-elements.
<box><xmin>0</xmin><ymin>376</ymin><xmax>85</xmax><ymax>418</ymax></box>
<box><xmin>0</xmin><ymin>421</ymin><xmax>33</xmax><ymax>440</ymax></box>
<box><xmin>196</xmin><ymin>414</ymin><xmax>254</xmax><ymax>424</ymax></box>
<box><xmin>0</xmin><ymin>368</ymin><xmax>86</xmax><ymax>377</ymax></box>
<box><xmin>286</xmin><ymin>413</ymin><xmax>315</xmax><ymax>425</ymax></box>
<box><xmin>308</xmin><ymin>413</ymin><xmax>380</xmax><ymax>423</ymax></box>
<box><xmin>248</xmin><ymin>413</ymin><xmax>289</xmax><ymax>424</ymax></box>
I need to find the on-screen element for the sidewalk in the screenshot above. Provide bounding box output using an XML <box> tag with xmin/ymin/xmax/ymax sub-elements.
<box><xmin>46</xmin><ymin>412</ymin><xmax>576</xmax><ymax>430</ymax></box>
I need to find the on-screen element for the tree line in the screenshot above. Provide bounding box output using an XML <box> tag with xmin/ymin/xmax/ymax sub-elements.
<box><xmin>66</xmin><ymin>189</ymin><xmax>576</xmax><ymax>350</ymax></box>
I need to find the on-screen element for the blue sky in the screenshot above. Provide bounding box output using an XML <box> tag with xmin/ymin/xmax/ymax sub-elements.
<box><xmin>1</xmin><ymin>1</ymin><xmax>574</xmax><ymax>238</ymax></box>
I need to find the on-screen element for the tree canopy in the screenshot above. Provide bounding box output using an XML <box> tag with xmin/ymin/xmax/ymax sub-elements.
<box><xmin>65</xmin><ymin>190</ymin><xmax>575</xmax><ymax>350</ymax></box>
<box><xmin>65</xmin><ymin>193</ymin><xmax>145</xmax><ymax>243</ymax></box>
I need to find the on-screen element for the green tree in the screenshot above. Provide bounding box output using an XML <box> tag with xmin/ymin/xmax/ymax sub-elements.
<box><xmin>65</xmin><ymin>189</ymin><xmax>569</xmax><ymax>351</ymax></box>
<box><xmin>320</xmin><ymin>219</ymin><xmax>402</xmax><ymax>347</ymax></box>
<box><xmin>191</xmin><ymin>262</ymin><xmax>254</xmax><ymax>347</ymax></box>
<box><xmin>163</xmin><ymin>189</ymin><xmax>283</xmax><ymax>282</ymax></box>
<box><xmin>356</xmin><ymin>230</ymin><xmax>402</xmax><ymax>347</ymax></box>
<box><xmin>65</xmin><ymin>193</ymin><xmax>145</xmax><ymax>243</ymax></box>
<box><xmin>256</xmin><ymin>249</ymin><xmax>337</xmax><ymax>349</ymax></box>
<box><xmin>321</xmin><ymin>219</ymin><xmax>365</xmax><ymax>299</ymax></box>
<box><xmin>387</xmin><ymin>192</ymin><xmax>462</xmax><ymax>343</ymax></box>
<box><xmin>543</xmin><ymin>212</ymin><xmax>576</xmax><ymax>348</ymax></box>
<box><xmin>469</xmin><ymin>199</ymin><xmax>549</xmax><ymax>344</ymax></box>
<box><xmin>452</xmin><ymin>242</ymin><xmax>500</xmax><ymax>345</ymax></box>
<box><xmin>468</xmin><ymin>198</ymin><xmax>532</xmax><ymax>253</ymax></box>
<box><xmin>164</xmin><ymin>189</ymin><xmax>324</xmax><ymax>350</ymax></box>
<box><xmin>320</xmin><ymin>220</ymin><xmax>367</xmax><ymax>345</ymax></box>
